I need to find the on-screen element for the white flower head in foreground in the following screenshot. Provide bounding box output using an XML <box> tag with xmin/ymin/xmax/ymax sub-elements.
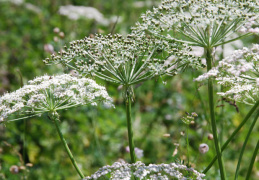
<box><xmin>132</xmin><ymin>0</ymin><xmax>259</xmax><ymax>48</ymax></box>
<box><xmin>0</xmin><ymin>74</ymin><xmax>113</xmax><ymax>123</ymax></box>
<box><xmin>196</xmin><ymin>44</ymin><xmax>259</xmax><ymax>105</ymax></box>
<box><xmin>58</xmin><ymin>5</ymin><xmax>109</xmax><ymax>25</ymax></box>
<box><xmin>83</xmin><ymin>161</ymin><xmax>205</xmax><ymax>180</ymax></box>
<box><xmin>44</xmin><ymin>33</ymin><xmax>202</xmax><ymax>91</ymax></box>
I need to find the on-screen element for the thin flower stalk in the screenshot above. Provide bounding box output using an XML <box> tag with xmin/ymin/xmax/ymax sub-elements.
<box><xmin>245</xmin><ymin>139</ymin><xmax>259</xmax><ymax>180</ymax></box>
<box><xmin>203</xmin><ymin>100</ymin><xmax>259</xmax><ymax>173</ymax></box>
<box><xmin>49</xmin><ymin>111</ymin><xmax>85</xmax><ymax>178</ymax></box>
<box><xmin>234</xmin><ymin>110</ymin><xmax>259</xmax><ymax>180</ymax></box>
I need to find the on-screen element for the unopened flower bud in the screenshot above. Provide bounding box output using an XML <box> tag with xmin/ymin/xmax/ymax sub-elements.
<box><xmin>208</xmin><ymin>134</ymin><xmax>214</xmax><ymax>140</ymax></box>
<box><xmin>163</xmin><ymin>133</ymin><xmax>170</xmax><ymax>137</ymax></box>
<box><xmin>191</xmin><ymin>112</ymin><xmax>198</xmax><ymax>117</ymax></box>
<box><xmin>26</xmin><ymin>163</ymin><xmax>33</xmax><ymax>167</ymax></box>
<box><xmin>19</xmin><ymin>166</ymin><xmax>26</xmax><ymax>170</ymax></box>
<box><xmin>199</xmin><ymin>143</ymin><xmax>209</xmax><ymax>154</ymax></box>
<box><xmin>9</xmin><ymin>165</ymin><xmax>19</xmax><ymax>174</ymax></box>
<box><xmin>53</xmin><ymin>27</ymin><xmax>60</xmax><ymax>34</ymax></box>
<box><xmin>59</xmin><ymin>32</ymin><xmax>65</xmax><ymax>39</ymax></box>
<box><xmin>54</xmin><ymin>36</ymin><xmax>59</xmax><ymax>42</ymax></box>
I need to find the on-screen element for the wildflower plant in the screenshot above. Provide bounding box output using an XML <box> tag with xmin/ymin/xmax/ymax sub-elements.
<box><xmin>83</xmin><ymin>161</ymin><xmax>205</xmax><ymax>180</ymax></box>
<box><xmin>44</xmin><ymin>33</ymin><xmax>202</xmax><ymax>163</ymax></box>
<box><xmin>0</xmin><ymin>74</ymin><xmax>113</xmax><ymax>178</ymax></box>
<box><xmin>132</xmin><ymin>1</ymin><xmax>259</xmax><ymax>178</ymax></box>
<box><xmin>196</xmin><ymin>44</ymin><xmax>259</xmax><ymax>179</ymax></box>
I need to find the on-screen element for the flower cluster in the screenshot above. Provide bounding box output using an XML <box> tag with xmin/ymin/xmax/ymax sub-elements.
<box><xmin>0</xmin><ymin>74</ymin><xmax>113</xmax><ymax>123</ymax></box>
<box><xmin>196</xmin><ymin>44</ymin><xmax>259</xmax><ymax>105</ymax></box>
<box><xmin>239</xmin><ymin>15</ymin><xmax>259</xmax><ymax>34</ymax></box>
<box><xmin>44</xmin><ymin>33</ymin><xmax>202</xmax><ymax>88</ymax></box>
<box><xmin>132</xmin><ymin>0</ymin><xmax>259</xmax><ymax>47</ymax></box>
<box><xmin>83</xmin><ymin>161</ymin><xmax>205</xmax><ymax>180</ymax></box>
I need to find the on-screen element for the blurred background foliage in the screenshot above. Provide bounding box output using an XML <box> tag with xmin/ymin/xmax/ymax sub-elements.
<box><xmin>0</xmin><ymin>0</ymin><xmax>258</xmax><ymax>179</ymax></box>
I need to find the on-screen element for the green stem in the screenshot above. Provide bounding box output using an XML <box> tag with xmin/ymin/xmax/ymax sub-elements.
<box><xmin>186</xmin><ymin>124</ymin><xmax>190</xmax><ymax>166</ymax></box>
<box><xmin>125</xmin><ymin>89</ymin><xmax>136</xmax><ymax>163</ymax></box>
<box><xmin>245</xmin><ymin>139</ymin><xmax>259</xmax><ymax>180</ymax></box>
<box><xmin>203</xmin><ymin>100</ymin><xmax>259</xmax><ymax>173</ymax></box>
<box><xmin>234</xmin><ymin>110</ymin><xmax>259</xmax><ymax>180</ymax></box>
<box><xmin>49</xmin><ymin>112</ymin><xmax>85</xmax><ymax>179</ymax></box>
<box><xmin>205</xmin><ymin>48</ymin><xmax>227</xmax><ymax>179</ymax></box>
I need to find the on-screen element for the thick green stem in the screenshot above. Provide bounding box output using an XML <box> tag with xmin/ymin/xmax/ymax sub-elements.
<box><xmin>234</xmin><ymin>110</ymin><xmax>259</xmax><ymax>180</ymax></box>
<box><xmin>50</xmin><ymin>112</ymin><xmax>85</xmax><ymax>179</ymax></box>
<box><xmin>125</xmin><ymin>89</ymin><xmax>136</xmax><ymax>163</ymax></box>
<box><xmin>203</xmin><ymin>100</ymin><xmax>259</xmax><ymax>173</ymax></box>
<box><xmin>205</xmin><ymin>48</ymin><xmax>227</xmax><ymax>179</ymax></box>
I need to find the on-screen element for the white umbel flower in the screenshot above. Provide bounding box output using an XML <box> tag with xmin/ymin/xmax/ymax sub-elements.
<box><xmin>83</xmin><ymin>161</ymin><xmax>205</xmax><ymax>180</ymax></box>
<box><xmin>195</xmin><ymin>44</ymin><xmax>259</xmax><ymax>105</ymax></box>
<box><xmin>0</xmin><ymin>74</ymin><xmax>113</xmax><ymax>123</ymax></box>
<box><xmin>44</xmin><ymin>33</ymin><xmax>202</xmax><ymax>88</ymax></box>
<box><xmin>132</xmin><ymin>0</ymin><xmax>259</xmax><ymax>48</ymax></box>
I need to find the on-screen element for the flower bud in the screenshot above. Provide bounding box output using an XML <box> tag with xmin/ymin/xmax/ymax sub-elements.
<box><xmin>9</xmin><ymin>165</ymin><xmax>19</xmax><ymax>174</ymax></box>
<box><xmin>199</xmin><ymin>143</ymin><xmax>209</xmax><ymax>154</ymax></box>
<box><xmin>208</xmin><ymin>134</ymin><xmax>214</xmax><ymax>140</ymax></box>
<box><xmin>59</xmin><ymin>32</ymin><xmax>65</xmax><ymax>39</ymax></box>
<box><xmin>53</xmin><ymin>27</ymin><xmax>60</xmax><ymax>34</ymax></box>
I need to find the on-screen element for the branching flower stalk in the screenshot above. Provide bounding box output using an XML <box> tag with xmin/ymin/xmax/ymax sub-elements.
<box><xmin>44</xmin><ymin>33</ymin><xmax>201</xmax><ymax>163</ymax></box>
<box><xmin>132</xmin><ymin>0</ymin><xmax>259</xmax><ymax>178</ymax></box>
<box><xmin>0</xmin><ymin>74</ymin><xmax>113</xmax><ymax>178</ymax></box>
